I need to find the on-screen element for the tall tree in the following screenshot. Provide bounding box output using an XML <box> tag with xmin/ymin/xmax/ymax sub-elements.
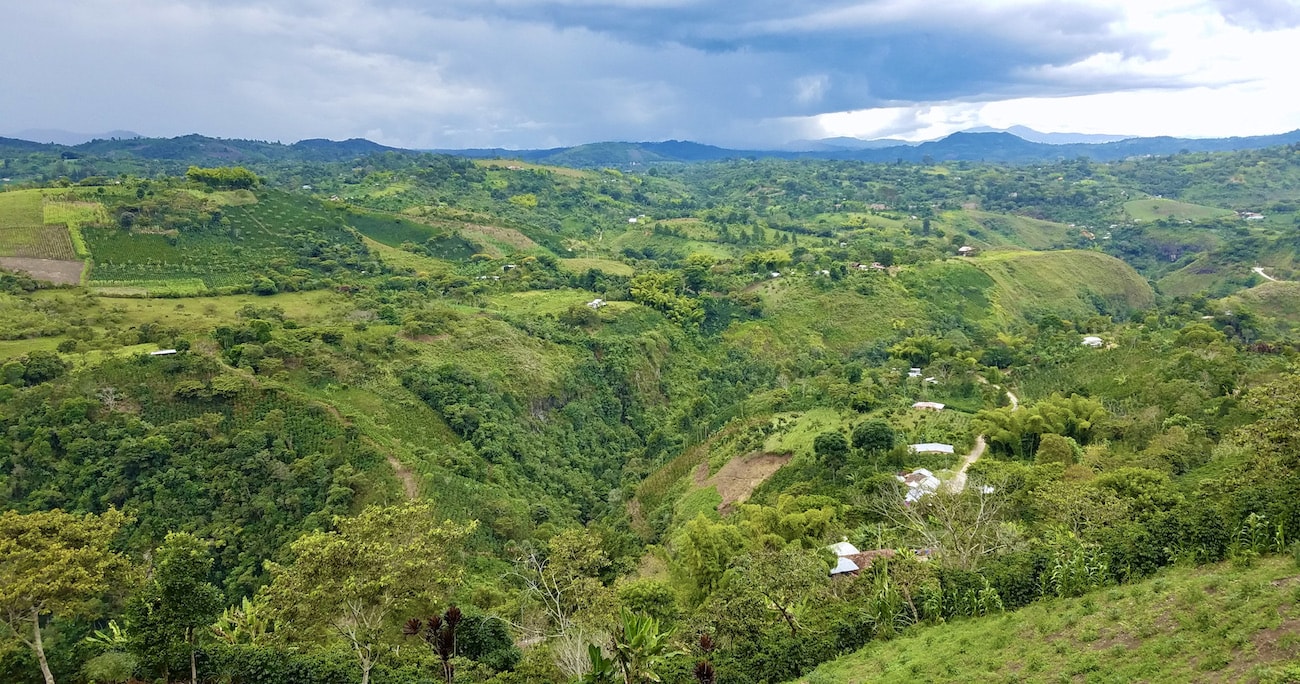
<box><xmin>129</xmin><ymin>532</ymin><xmax>223</xmax><ymax>684</ymax></box>
<box><xmin>265</xmin><ymin>503</ymin><xmax>475</xmax><ymax>684</ymax></box>
<box><xmin>852</xmin><ymin>420</ymin><xmax>897</xmax><ymax>455</ymax></box>
<box><xmin>0</xmin><ymin>508</ymin><xmax>131</xmax><ymax>684</ymax></box>
<box><xmin>813</xmin><ymin>431</ymin><xmax>850</xmax><ymax>477</ymax></box>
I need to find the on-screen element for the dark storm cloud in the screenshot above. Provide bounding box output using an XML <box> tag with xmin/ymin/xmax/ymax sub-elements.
<box><xmin>0</xmin><ymin>0</ymin><xmax>1253</xmax><ymax>147</ymax></box>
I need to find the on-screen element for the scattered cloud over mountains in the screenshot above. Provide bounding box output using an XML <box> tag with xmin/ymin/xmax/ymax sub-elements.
<box><xmin>2</xmin><ymin>0</ymin><xmax>1298</xmax><ymax>148</ymax></box>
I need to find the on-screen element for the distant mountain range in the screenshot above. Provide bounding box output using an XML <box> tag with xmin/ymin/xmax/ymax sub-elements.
<box><xmin>4</xmin><ymin>128</ymin><xmax>1300</xmax><ymax>168</ymax></box>
<box><xmin>434</xmin><ymin>129</ymin><xmax>1300</xmax><ymax>166</ymax></box>
<box><xmin>9</xmin><ymin>129</ymin><xmax>144</xmax><ymax>146</ymax></box>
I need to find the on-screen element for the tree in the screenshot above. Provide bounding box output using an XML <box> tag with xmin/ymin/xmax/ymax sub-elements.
<box><xmin>0</xmin><ymin>508</ymin><xmax>131</xmax><ymax>684</ymax></box>
<box><xmin>813</xmin><ymin>431</ymin><xmax>850</xmax><ymax>477</ymax></box>
<box><xmin>1034</xmin><ymin>434</ymin><xmax>1079</xmax><ymax>466</ymax></box>
<box><xmin>720</xmin><ymin>546</ymin><xmax>827</xmax><ymax>635</ymax></box>
<box><xmin>852</xmin><ymin>420</ymin><xmax>896</xmax><ymax>455</ymax></box>
<box><xmin>130</xmin><ymin>532</ymin><xmax>223</xmax><ymax>684</ymax></box>
<box><xmin>512</xmin><ymin>528</ymin><xmax>611</xmax><ymax>639</ymax></box>
<box><xmin>265</xmin><ymin>503</ymin><xmax>475</xmax><ymax>684</ymax></box>
<box><xmin>874</xmin><ymin>482</ymin><xmax>1017</xmax><ymax>571</ymax></box>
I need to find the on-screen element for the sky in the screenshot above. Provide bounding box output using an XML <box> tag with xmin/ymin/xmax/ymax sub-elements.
<box><xmin>3</xmin><ymin>0</ymin><xmax>1299</xmax><ymax>149</ymax></box>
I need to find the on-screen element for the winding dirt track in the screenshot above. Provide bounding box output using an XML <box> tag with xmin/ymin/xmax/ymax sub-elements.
<box><xmin>948</xmin><ymin>389</ymin><xmax>1018</xmax><ymax>493</ymax></box>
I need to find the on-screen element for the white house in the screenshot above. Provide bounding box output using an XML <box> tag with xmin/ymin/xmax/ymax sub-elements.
<box><xmin>149</xmin><ymin>349</ymin><xmax>178</xmax><ymax>356</ymax></box>
<box><xmin>912</xmin><ymin>401</ymin><xmax>945</xmax><ymax>411</ymax></box>
<box><xmin>908</xmin><ymin>368</ymin><xmax>923</xmax><ymax>378</ymax></box>
<box><xmin>957</xmin><ymin>245</ymin><xmax>975</xmax><ymax>255</ymax></box>
<box><xmin>898</xmin><ymin>468</ymin><xmax>942</xmax><ymax>503</ymax></box>
<box><xmin>1082</xmin><ymin>336</ymin><xmax>1104</xmax><ymax>348</ymax></box>
<box><xmin>586</xmin><ymin>298</ymin><xmax>606</xmax><ymax>310</ymax></box>
<box><xmin>909</xmin><ymin>443</ymin><xmax>955</xmax><ymax>455</ymax></box>
<box><xmin>827</xmin><ymin>541</ymin><xmax>860</xmax><ymax>557</ymax></box>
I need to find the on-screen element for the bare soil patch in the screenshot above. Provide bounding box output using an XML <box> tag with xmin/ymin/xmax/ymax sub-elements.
<box><xmin>0</xmin><ymin>257</ymin><xmax>84</xmax><ymax>284</ymax></box>
<box><xmin>706</xmin><ymin>452</ymin><xmax>792</xmax><ymax>513</ymax></box>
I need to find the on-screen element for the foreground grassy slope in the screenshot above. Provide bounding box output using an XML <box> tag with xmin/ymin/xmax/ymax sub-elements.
<box><xmin>800</xmin><ymin>557</ymin><xmax>1300</xmax><ymax>684</ymax></box>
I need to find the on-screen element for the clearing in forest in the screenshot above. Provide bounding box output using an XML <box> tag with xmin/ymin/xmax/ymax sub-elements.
<box><xmin>696</xmin><ymin>452</ymin><xmax>792</xmax><ymax>512</ymax></box>
<box><xmin>1124</xmin><ymin>198</ymin><xmax>1234</xmax><ymax>222</ymax></box>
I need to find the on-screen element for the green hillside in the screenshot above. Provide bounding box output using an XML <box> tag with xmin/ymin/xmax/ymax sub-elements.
<box><xmin>799</xmin><ymin>557</ymin><xmax>1300</xmax><ymax>684</ymax></box>
<box><xmin>4</xmin><ymin>145</ymin><xmax>1300</xmax><ymax>684</ymax></box>
<box><xmin>973</xmin><ymin>250</ymin><xmax>1155</xmax><ymax>322</ymax></box>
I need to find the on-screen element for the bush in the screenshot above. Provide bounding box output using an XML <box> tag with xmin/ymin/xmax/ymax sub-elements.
<box><xmin>82</xmin><ymin>652</ymin><xmax>137</xmax><ymax>684</ymax></box>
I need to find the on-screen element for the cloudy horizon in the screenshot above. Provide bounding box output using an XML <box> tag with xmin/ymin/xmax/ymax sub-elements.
<box><xmin>4</xmin><ymin>0</ymin><xmax>1299</xmax><ymax>149</ymax></box>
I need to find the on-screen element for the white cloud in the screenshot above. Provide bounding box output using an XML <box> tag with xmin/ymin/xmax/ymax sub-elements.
<box><xmin>1</xmin><ymin>0</ymin><xmax>1297</xmax><ymax>147</ymax></box>
<box><xmin>807</xmin><ymin>0</ymin><xmax>1300</xmax><ymax>141</ymax></box>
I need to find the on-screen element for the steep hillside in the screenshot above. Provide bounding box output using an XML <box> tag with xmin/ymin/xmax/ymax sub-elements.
<box><xmin>798</xmin><ymin>557</ymin><xmax>1300</xmax><ymax>684</ymax></box>
<box><xmin>973</xmin><ymin>250</ymin><xmax>1155</xmax><ymax>323</ymax></box>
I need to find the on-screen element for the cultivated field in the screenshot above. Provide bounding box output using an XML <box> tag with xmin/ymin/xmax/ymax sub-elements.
<box><xmin>0</xmin><ymin>190</ymin><xmax>87</xmax><ymax>282</ymax></box>
<box><xmin>0</xmin><ymin>224</ymin><xmax>78</xmax><ymax>260</ymax></box>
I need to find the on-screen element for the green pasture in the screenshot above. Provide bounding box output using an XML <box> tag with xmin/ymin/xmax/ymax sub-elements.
<box><xmin>973</xmin><ymin>250</ymin><xmax>1155</xmax><ymax>323</ymax></box>
<box><xmin>0</xmin><ymin>189</ymin><xmax>44</xmax><ymax>226</ymax></box>
<box><xmin>798</xmin><ymin>557</ymin><xmax>1300</xmax><ymax>684</ymax></box>
<box><xmin>1124</xmin><ymin>198</ymin><xmax>1234</xmax><ymax>222</ymax></box>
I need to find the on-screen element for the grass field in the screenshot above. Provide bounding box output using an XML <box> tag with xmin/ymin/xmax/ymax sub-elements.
<box><xmin>953</xmin><ymin>210</ymin><xmax>1078</xmax><ymax>250</ymax></box>
<box><xmin>798</xmin><ymin>556</ymin><xmax>1300</xmax><ymax>684</ymax></box>
<box><xmin>458</xmin><ymin>224</ymin><xmax>539</xmax><ymax>256</ymax></box>
<box><xmin>1124</xmin><ymin>198</ymin><xmax>1235</xmax><ymax>222</ymax></box>
<box><xmin>973</xmin><ymin>250</ymin><xmax>1155</xmax><ymax>323</ymax></box>
<box><xmin>476</xmin><ymin>159</ymin><xmax>590</xmax><ymax>179</ymax></box>
<box><xmin>0</xmin><ymin>189</ymin><xmax>45</xmax><ymax>226</ymax></box>
<box><xmin>362</xmin><ymin>237</ymin><xmax>452</xmax><ymax>275</ymax></box>
<box><xmin>485</xmin><ymin>288</ymin><xmax>637</xmax><ymax>316</ymax></box>
<box><xmin>724</xmin><ymin>276</ymin><xmax>927</xmax><ymax>360</ymax></box>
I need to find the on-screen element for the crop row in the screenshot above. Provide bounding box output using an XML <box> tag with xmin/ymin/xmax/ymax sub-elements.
<box><xmin>0</xmin><ymin>224</ymin><xmax>79</xmax><ymax>260</ymax></box>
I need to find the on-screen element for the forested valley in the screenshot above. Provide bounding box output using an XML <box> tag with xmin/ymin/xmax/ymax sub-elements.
<box><xmin>4</xmin><ymin>138</ymin><xmax>1300</xmax><ymax>683</ymax></box>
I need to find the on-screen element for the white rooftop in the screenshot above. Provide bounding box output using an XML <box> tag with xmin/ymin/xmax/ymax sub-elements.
<box><xmin>910</xmin><ymin>443</ymin><xmax>955</xmax><ymax>454</ymax></box>
<box><xmin>830</xmin><ymin>556</ymin><xmax>861</xmax><ymax>575</ymax></box>
<box><xmin>827</xmin><ymin>541</ymin><xmax>861</xmax><ymax>557</ymax></box>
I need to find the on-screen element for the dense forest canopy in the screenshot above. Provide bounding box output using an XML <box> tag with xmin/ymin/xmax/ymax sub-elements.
<box><xmin>3</xmin><ymin>140</ymin><xmax>1300</xmax><ymax>683</ymax></box>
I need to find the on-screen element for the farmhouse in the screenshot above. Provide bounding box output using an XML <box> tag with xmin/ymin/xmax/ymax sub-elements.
<box><xmin>898</xmin><ymin>468</ymin><xmax>942</xmax><ymax>503</ymax></box>
<box><xmin>1081</xmin><ymin>335</ymin><xmax>1104</xmax><ymax>348</ymax></box>
<box><xmin>957</xmin><ymin>245</ymin><xmax>976</xmax><ymax>256</ymax></box>
<box><xmin>912</xmin><ymin>401</ymin><xmax>945</xmax><ymax>411</ymax></box>
<box><xmin>149</xmin><ymin>349</ymin><xmax>178</xmax><ymax>356</ymax></box>
<box><xmin>586</xmin><ymin>298</ymin><xmax>606</xmax><ymax>310</ymax></box>
<box><xmin>908</xmin><ymin>368</ymin><xmax>923</xmax><ymax>378</ymax></box>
